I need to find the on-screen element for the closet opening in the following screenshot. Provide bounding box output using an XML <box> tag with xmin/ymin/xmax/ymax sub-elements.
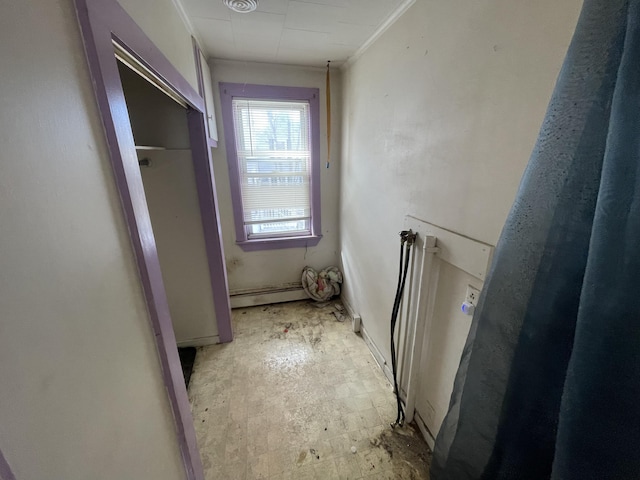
<box><xmin>117</xmin><ymin>59</ymin><xmax>220</xmax><ymax>386</ymax></box>
<box><xmin>75</xmin><ymin>1</ymin><xmax>232</xmax><ymax>475</ymax></box>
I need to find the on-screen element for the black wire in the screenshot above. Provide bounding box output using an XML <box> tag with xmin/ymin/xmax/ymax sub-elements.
<box><xmin>390</xmin><ymin>233</ymin><xmax>414</xmax><ymax>427</ymax></box>
<box><xmin>399</xmin><ymin>245</ymin><xmax>413</xmax><ymax>420</ymax></box>
<box><xmin>390</xmin><ymin>241</ymin><xmax>405</xmax><ymax>424</ymax></box>
<box><xmin>394</xmin><ymin>243</ymin><xmax>412</xmax><ymax>424</ymax></box>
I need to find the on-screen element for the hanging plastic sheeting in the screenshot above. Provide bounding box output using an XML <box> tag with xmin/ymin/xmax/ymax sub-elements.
<box><xmin>431</xmin><ymin>1</ymin><xmax>640</xmax><ymax>479</ymax></box>
<box><xmin>301</xmin><ymin>266</ymin><xmax>343</xmax><ymax>302</ymax></box>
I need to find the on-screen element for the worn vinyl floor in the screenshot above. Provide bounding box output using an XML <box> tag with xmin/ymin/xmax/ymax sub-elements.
<box><xmin>188</xmin><ymin>299</ymin><xmax>431</xmax><ymax>480</ymax></box>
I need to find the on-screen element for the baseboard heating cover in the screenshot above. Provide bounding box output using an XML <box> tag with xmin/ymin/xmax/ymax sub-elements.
<box><xmin>229</xmin><ymin>283</ymin><xmax>308</xmax><ymax>308</ymax></box>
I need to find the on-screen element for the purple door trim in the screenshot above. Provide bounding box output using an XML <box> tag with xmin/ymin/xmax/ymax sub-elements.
<box><xmin>188</xmin><ymin>109</ymin><xmax>233</xmax><ymax>342</ymax></box>
<box><xmin>74</xmin><ymin>0</ymin><xmax>233</xmax><ymax>478</ymax></box>
<box><xmin>0</xmin><ymin>449</ymin><xmax>16</xmax><ymax>480</ymax></box>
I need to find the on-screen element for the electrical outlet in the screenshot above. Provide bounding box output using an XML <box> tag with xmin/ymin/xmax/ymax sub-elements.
<box><xmin>465</xmin><ymin>285</ymin><xmax>481</xmax><ymax>306</ymax></box>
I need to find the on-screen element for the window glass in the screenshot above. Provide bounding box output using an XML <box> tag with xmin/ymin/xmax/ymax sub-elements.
<box><xmin>232</xmin><ymin>99</ymin><xmax>312</xmax><ymax>238</ymax></box>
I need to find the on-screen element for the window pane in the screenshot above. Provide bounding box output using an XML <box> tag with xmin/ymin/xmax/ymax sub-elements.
<box><xmin>232</xmin><ymin>98</ymin><xmax>312</xmax><ymax>236</ymax></box>
<box><xmin>247</xmin><ymin>219</ymin><xmax>310</xmax><ymax>238</ymax></box>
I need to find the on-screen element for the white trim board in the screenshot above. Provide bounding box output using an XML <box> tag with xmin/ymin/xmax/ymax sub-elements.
<box><xmin>339</xmin><ymin>294</ymin><xmax>361</xmax><ymax>333</ymax></box>
<box><xmin>342</xmin><ymin>294</ymin><xmax>438</xmax><ymax>448</ymax></box>
<box><xmin>360</xmin><ymin>323</ymin><xmax>394</xmax><ymax>386</ymax></box>
<box><xmin>340</xmin><ymin>294</ymin><xmax>357</xmax><ymax>319</ymax></box>
<box><xmin>177</xmin><ymin>335</ymin><xmax>220</xmax><ymax>347</ymax></box>
<box><xmin>340</xmin><ymin>295</ymin><xmax>391</xmax><ymax>384</ymax></box>
<box><xmin>414</xmin><ymin>409</ymin><xmax>436</xmax><ymax>451</ymax></box>
<box><xmin>405</xmin><ymin>216</ymin><xmax>494</xmax><ymax>281</ymax></box>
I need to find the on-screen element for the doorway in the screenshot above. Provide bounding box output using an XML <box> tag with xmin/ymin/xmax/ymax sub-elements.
<box><xmin>118</xmin><ymin>61</ymin><xmax>221</xmax><ymax>353</ymax></box>
<box><xmin>75</xmin><ymin>0</ymin><xmax>231</xmax><ymax>477</ymax></box>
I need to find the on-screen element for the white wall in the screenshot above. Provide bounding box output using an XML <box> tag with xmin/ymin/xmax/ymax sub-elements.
<box><xmin>118</xmin><ymin>61</ymin><xmax>219</xmax><ymax>345</ymax></box>
<box><xmin>117</xmin><ymin>0</ymin><xmax>199</xmax><ymax>90</ymax></box>
<box><xmin>210</xmin><ymin>60</ymin><xmax>341</xmax><ymax>294</ymax></box>
<box><xmin>340</xmin><ymin>0</ymin><xmax>582</xmax><ymax>438</ymax></box>
<box><xmin>0</xmin><ymin>1</ymin><xmax>189</xmax><ymax>479</ymax></box>
<box><xmin>140</xmin><ymin>151</ymin><xmax>220</xmax><ymax>345</ymax></box>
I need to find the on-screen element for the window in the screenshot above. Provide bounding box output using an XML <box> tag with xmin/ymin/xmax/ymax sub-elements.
<box><xmin>219</xmin><ymin>83</ymin><xmax>322</xmax><ymax>251</ymax></box>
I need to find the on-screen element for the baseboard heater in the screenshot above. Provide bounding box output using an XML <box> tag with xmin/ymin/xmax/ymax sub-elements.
<box><xmin>229</xmin><ymin>282</ymin><xmax>308</xmax><ymax>308</ymax></box>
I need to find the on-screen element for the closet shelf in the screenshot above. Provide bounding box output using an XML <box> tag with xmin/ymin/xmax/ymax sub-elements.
<box><xmin>135</xmin><ymin>145</ymin><xmax>166</xmax><ymax>151</ymax></box>
<box><xmin>135</xmin><ymin>145</ymin><xmax>191</xmax><ymax>151</ymax></box>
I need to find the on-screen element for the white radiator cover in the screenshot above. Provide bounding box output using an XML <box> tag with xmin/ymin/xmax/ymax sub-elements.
<box><xmin>395</xmin><ymin>216</ymin><xmax>494</xmax><ymax>440</ymax></box>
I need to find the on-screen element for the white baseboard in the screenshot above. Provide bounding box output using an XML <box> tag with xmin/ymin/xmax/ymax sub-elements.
<box><xmin>342</xmin><ymin>294</ymin><xmax>393</xmax><ymax>385</ymax></box>
<box><xmin>230</xmin><ymin>284</ymin><xmax>308</xmax><ymax>308</ymax></box>
<box><xmin>176</xmin><ymin>335</ymin><xmax>220</xmax><ymax>347</ymax></box>
<box><xmin>339</xmin><ymin>295</ymin><xmax>361</xmax><ymax>332</ymax></box>
<box><xmin>359</xmin><ymin>323</ymin><xmax>394</xmax><ymax>386</ymax></box>
<box><xmin>414</xmin><ymin>409</ymin><xmax>436</xmax><ymax>450</ymax></box>
<box><xmin>341</xmin><ymin>294</ymin><xmax>357</xmax><ymax>318</ymax></box>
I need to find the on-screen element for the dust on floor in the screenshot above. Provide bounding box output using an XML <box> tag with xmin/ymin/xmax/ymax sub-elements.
<box><xmin>188</xmin><ymin>299</ymin><xmax>431</xmax><ymax>479</ymax></box>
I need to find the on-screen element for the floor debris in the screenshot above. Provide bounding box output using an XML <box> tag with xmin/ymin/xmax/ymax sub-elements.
<box><xmin>369</xmin><ymin>422</ymin><xmax>432</xmax><ymax>478</ymax></box>
<box><xmin>188</xmin><ymin>300</ymin><xmax>432</xmax><ymax>479</ymax></box>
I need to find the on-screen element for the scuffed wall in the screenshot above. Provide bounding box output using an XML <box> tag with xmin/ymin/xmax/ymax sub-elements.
<box><xmin>0</xmin><ymin>1</ymin><xmax>188</xmax><ymax>478</ymax></box>
<box><xmin>340</xmin><ymin>0</ymin><xmax>582</xmax><ymax>437</ymax></box>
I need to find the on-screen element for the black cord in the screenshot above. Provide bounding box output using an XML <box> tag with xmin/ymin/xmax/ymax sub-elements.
<box><xmin>390</xmin><ymin>230</ymin><xmax>415</xmax><ymax>427</ymax></box>
<box><xmin>390</xmin><ymin>241</ymin><xmax>405</xmax><ymax>425</ymax></box>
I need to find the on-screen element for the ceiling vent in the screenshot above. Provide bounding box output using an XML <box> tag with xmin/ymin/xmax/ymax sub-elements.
<box><xmin>223</xmin><ymin>0</ymin><xmax>258</xmax><ymax>13</ymax></box>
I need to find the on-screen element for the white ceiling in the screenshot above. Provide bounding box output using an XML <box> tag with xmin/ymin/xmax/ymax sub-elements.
<box><xmin>179</xmin><ymin>0</ymin><xmax>410</xmax><ymax>67</ymax></box>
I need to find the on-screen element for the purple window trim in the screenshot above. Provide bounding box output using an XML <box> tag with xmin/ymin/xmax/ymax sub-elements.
<box><xmin>237</xmin><ymin>234</ymin><xmax>322</xmax><ymax>252</ymax></box>
<box><xmin>74</xmin><ymin>1</ymin><xmax>235</xmax><ymax>479</ymax></box>
<box><xmin>218</xmin><ymin>82</ymin><xmax>322</xmax><ymax>252</ymax></box>
<box><xmin>0</xmin><ymin>449</ymin><xmax>15</xmax><ymax>480</ymax></box>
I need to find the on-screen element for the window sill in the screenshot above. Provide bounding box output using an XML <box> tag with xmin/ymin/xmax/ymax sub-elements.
<box><xmin>236</xmin><ymin>234</ymin><xmax>322</xmax><ymax>252</ymax></box>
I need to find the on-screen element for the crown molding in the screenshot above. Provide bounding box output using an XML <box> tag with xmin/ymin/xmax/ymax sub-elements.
<box><xmin>170</xmin><ymin>0</ymin><xmax>204</xmax><ymax>48</ymax></box>
<box><xmin>342</xmin><ymin>0</ymin><xmax>416</xmax><ymax>70</ymax></box>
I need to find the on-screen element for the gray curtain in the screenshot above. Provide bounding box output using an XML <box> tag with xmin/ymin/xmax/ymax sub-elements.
<box><xmin>431</xmin><ymin>1</ymin><xmax>640</xmax><ymax>478</ymax></box>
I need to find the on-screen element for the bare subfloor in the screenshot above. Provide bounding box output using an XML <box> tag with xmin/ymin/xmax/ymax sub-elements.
<box><xmin>188</xmin><ymin>299</ymin><xmax>431</xmax><ymax>479</ymax></box>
